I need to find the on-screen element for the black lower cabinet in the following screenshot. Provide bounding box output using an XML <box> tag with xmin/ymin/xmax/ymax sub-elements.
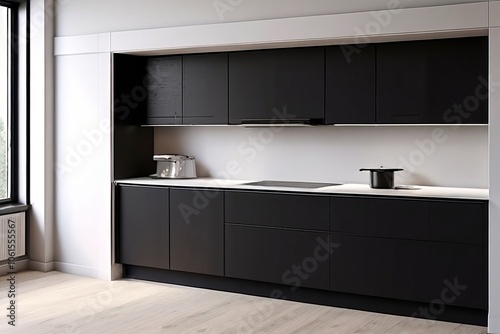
<box><xmin>330</xmin><ymin>196</ymin><xmax>430</xmax><ymax>240</ymax></box>
<box><xmin>430</xmin><ymin>201</ymin><xmax>485</xmax><ymax>244</ymax></box>
<box><xmin>225</xmin><ymin>224</ymin><xmax>330</xmax><ymax>290</ymax></box>
<box><xmin>117</xmin><ymin>186</ymin><xmax>488</xmax><ymax>325</ymax></box>
<box><xmin>225</xmin><ymin>191</ymin><xmax>329</xmax><ymax>230</ymax></box>
<box><xmin>330</xmin><ymin>234</ymin><xmax>431</xmax><ymax>302</ymax></box>
<box><xmin>430</xmin><ymin>243</ymin><xmax>485</xmax><ymax>309</ymax></box>
<box><xmin>170</xmin><ymin>188</ymin><xmax>224</xmax><ymax>276</ymax></box>
<box><xmin>116</xmin><ymin>185</ymin><xmax>169</xmax><ymax>269</ymax></box>
<box><xmin>330</xmin><ymin>233</ymin><xmax>486</xmax><ymax>310</ymax></box>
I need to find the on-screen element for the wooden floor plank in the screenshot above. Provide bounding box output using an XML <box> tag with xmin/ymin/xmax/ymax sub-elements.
<box><xmin>0</xmin><ymin>271</ymin><xmax>488</xmax><ymax>334</ymax></box>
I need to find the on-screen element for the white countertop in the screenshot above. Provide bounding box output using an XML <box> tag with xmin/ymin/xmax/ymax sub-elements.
<box><xmin>115</xmin><ymin>177</ymin><xmax>488</xmax><ymax>200</ymax></box>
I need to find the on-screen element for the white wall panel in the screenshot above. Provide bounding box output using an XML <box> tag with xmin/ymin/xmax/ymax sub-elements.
<box><xmin>488</xmin><ymin>27</ymin><xmax>500</xmax><ymax>334</ymax></box>
<box><xmin>54</xmin><ymin>53</ymin><xmax>102</xmax><ymax>276</ymax></box>
<box><xmin>490</xmin><ymin>1</ymin><xmax>500</xmax><ymax>26</ymax></box>
<box><xmin>55</xmin><ymin>0</ymin><xmax>495</xmax><ymax>37</ymax></box>
<box><xmin>109</xmin><ymin>3</ymin><xmax>487</xmax><ymax>54</ymax></box>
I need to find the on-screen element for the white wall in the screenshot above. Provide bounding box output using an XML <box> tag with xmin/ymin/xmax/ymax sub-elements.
<box><xmin>155</xmin><ymin>126</ymin><xmax>488</xmax><ymax>188</ymax></box>
<box><xmin>55</xmin><ymin>0</ymin><xmax>495</xmax><ymax>37</ymax></box>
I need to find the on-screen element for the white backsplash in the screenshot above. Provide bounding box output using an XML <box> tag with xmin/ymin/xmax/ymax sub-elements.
<box><xmin>154</xmin><ymin>125</ymin><xmax>488</xmax><ymax>188</ymax></box>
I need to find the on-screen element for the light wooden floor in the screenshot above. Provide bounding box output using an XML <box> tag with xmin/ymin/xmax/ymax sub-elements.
<box><xmin>0</xmin><ymin>271</ymin><xmax>488</xmax><ymax>334</ymax></box>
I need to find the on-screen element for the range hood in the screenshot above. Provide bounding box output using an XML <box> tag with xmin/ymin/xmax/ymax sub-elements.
<box><xmin>239</xmin><ymin>118</ymin><xmax>324</xmax><ymax>127</ymax></box>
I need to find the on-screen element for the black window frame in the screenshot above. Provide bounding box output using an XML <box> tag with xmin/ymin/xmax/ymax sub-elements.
<box><xmin>0</xmin><ymin>0</ymin><xmax>20</xmax><ymax>204</ymax></box>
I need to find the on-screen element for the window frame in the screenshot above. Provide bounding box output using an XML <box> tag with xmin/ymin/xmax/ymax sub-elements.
<box><xmin>0</xmin><ymin>1</ymin><xmax>19</xmax><ymax>204</ymax></box>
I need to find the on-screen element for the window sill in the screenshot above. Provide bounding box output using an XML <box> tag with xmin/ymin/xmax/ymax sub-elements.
<box><xmin>0</xmin><ymin>203</ymin><xmax>29</xmax><ymax>215</ymax></box>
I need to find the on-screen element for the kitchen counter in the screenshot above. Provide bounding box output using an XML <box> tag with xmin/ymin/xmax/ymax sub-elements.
<box><xmin>115</xmin><ymin>177</ymin><xmax>488</xmax><ymax>200</ymax></box>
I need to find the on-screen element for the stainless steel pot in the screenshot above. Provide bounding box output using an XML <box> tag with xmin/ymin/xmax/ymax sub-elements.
<box><xmin>151</xmin><ymin>154</ymin><xmax>197</xmax><ymax>179</ymax></box>
<box><xmin>359</xmin><ymin>167</ymin><xmax>403</xmax><ymax>189</ymax></box>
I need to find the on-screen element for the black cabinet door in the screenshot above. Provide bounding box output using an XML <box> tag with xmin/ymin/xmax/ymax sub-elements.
<box><xmin>430</xmin><ymin>243</ymin><xmax>485</xmax><ymax>309</ymax></box>
<box><xmin>330</xmin><ymin>196</ymin><xmax>430</xmax><ymax>240</ymax></box>
<box><xmin>225</xmin><ymin>224</ymin><xmax>330</xmax><ymax>290</ymax></box>
<box><xmin>114</xmin><ymin>54</ymin><xmax>148</xmax><ymax>125</ymax></box>
<box><xmin>330</xmin><ymin>234</ymin><xmax>431</xmax><ymax>302</ymax></box>
<box><xmin>116</xmin><ymin>185</ymin><xmax>169</xmax><ymax>269</ymax></box>
<box><xmin>146</xmin><ymin>56</ymin><xmax>183</xmax><ymax>125</ymax></box>
<box><xmin>170</xmin><ymin>188</ymin><xmax>224</xmax><ymax>276</ymax></box>
<box><xmin>325</xmin><ymin>44</ymin><xmax>376</xmax><ymax>124</ymax></box>
<box><xmin>430</xmin><ymin>201</ymin><xmax>486</xmax><ymax>244</ymax></box>
<box><xmin>226</xmin><ymin>191</ymin><xmax>329</xmax><ymax>231</ymax></box>
<box><xmin>228</xmin><ymin>47</ymin><xmax>325</xmax><ymax>124</ymax></box>
<box><xmin>377</xmin><ymin>37</ymin><xmax>488</xmax><ymax>124</ymax></box>
<box><xmin>183</xmin><ymin>53</ymin><xmax>228</xmax><ymax>124</ymax></box>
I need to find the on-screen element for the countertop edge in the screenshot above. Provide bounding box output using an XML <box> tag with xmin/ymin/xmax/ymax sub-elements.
<box><xmin>114</xmin><ymin>178</ymin><xmax>489</xmax><ymax>201</ymax></box>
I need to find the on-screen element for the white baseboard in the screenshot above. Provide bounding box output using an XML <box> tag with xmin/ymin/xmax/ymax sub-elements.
<box><xmin>28</xmin><ymin>260</ymin><xmax>55</xmax><ymax>272</ymax></box>
<box><xmin>0</xmin><ymin>259</ymin><xmax>29</xmax><ymax>276</ymax></box>
<box><xmin>54</xmin><ymin>262</ymin><xmax>111</xmax><ymax>280</ymax></box>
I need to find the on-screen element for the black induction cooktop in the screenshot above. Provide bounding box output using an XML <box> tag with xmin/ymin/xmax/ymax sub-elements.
<box><xmin>242</xmin><ymin>180</ymin><xmax>342</xmax><ymax>189</ymax></box>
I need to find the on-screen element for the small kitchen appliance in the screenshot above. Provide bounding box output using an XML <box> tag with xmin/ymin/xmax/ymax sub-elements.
<box><xmin>150</xmin><ymin>154</ymin><xmax>197</xmax><ymax>179</ymax></box>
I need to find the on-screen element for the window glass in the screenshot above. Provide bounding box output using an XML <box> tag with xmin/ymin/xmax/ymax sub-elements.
<box><xmin>0</xmin><ymin>5</ymin><xmax>11</xmax><ymax>200</ymax></box>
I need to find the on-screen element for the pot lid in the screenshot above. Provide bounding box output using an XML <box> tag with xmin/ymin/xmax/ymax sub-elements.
<box><xmin>359</xmin><ymin>167</ymin><xmax>404</xmax><ymax>172</ymax></box>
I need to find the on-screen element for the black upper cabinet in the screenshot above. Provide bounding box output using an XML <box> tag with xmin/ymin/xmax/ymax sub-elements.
<box><xmin>116</xmin><ymin>185</ymin><xmax>170</xmax><ymax>269</ymax></box>
<box><xmin>170</xmin><ymin>188</ymin><xmax>224</xmax><ymax>276</ymax></box>
<box><xmin>117</xmin><ymin>37</ymin><xmax>488</xmax><ymax>126</ymax></box>
<box><xmin>325</xmin><ymin>45</ymin><xmax>376</xmax><ymax>124</ymax></box>
<box><xmin>114</xmin><ymin>54</ymin><xmax>148</xmax><ymax>125</ymax></box>
<box><xmin>113</xmin><ymin>55</ymin><xmax>154</xmax><ymax>179</ymax></box>
<box><xmin>377</xmin><ymin>37</ymin><xmax>488</xmax><ymax>124</ymax></box>
<box><xmin>143</xmin><ymin>53</ymin><xmax>228</xmax><ymax>125</ymax></box>
<box><xmin>183</xmin><ymin>53</ymin><xmax>228</xmax><ymax>124</ymax></box>
<box><xmin>145</xmin><ymin>56</ymin><xmax>183</xmax><ymax>125</ymax></box>
<box><xmin>228</xmin><ymin>47</ymin><xmax>325</xmax><ymax>124</ymax></box>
